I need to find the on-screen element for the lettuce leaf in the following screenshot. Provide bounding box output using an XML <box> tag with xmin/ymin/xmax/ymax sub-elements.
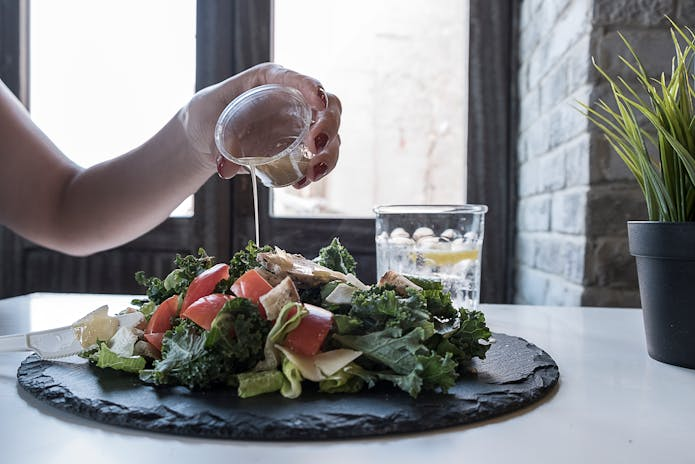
<box><xmin>254</xmin><ymin>303</ymin><xmax>307</xmax><ymax>372</ymax></box>
<box><xmin>319</xmin><ymin>365</ymin><xmax>365</xmax><ymax>394</ymax></box>
<box><xmin>237</xmin><ymin>370</ymin><xmax>285</xmax><ymax>398</ymax></box>
<box><xmin>280</xmin><ymin>356</ymin><xmax>303</xmax><ymax>399</ymax></box>
<box><xmin>90</xmin><ymin>342</ymin><xmax>146</xmax><ymax>374</ymax></box>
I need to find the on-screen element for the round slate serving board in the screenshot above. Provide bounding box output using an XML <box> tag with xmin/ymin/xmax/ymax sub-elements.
<box><xmin>17</xmin><ymin>333</ymin><xmax>559</xmax><ymax>440</ymax></box>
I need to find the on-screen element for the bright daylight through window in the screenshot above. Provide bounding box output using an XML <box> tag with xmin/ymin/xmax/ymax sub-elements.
<box><xmin>29</xmin><ymin>0</ymin><xmax>197</xmax><ymax>217</ymax></box>
<box><xmin>273</xmin><ymin>0</ymin><xmax>468</xmax><ymax>218</ymax></box>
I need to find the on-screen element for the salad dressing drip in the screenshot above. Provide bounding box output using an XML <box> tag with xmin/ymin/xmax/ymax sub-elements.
<box><xmin>250</xmin><ymin>165</ymin><xmax>260</xmax><ymax>246</ymax></box>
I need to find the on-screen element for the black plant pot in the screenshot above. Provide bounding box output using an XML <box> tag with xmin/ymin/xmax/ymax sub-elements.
<box><xmin>628</xmin><ymin>221</ymin><xmax>695</xmax><ymax>369</ymax></box>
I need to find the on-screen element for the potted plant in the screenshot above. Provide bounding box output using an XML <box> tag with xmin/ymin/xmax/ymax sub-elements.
<box><xmin>582</xmin><ymin>21</ymin><xmax>695</xmax><ymax>369</ymax></box>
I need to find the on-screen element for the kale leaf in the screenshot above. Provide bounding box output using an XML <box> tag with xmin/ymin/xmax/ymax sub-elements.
<box><xmin>333</xmin><ymin>326</ymin><xmax>458</xmax><ymax>397</ymax></box>
<box><xmin>349</xmin><ymin>285</ymin><xmax>430</xmax><ymax>333</ymax></box>
<box><xmin>134</xmin><ymin>248</ymin><xmax>214</xmax><ymax>305</ymax></box>
<box><xmin>229</xmin><ymin>241</ymin><xmax>272</xmax><ymax>283</ymax></box>
<box><xmin>139</xmin><ymin>320</ymin><xmax>228</xmax><ymax>389</ymax></box>
<box><xmin>207</xmin><ymin>297</ymin><xmax>270</xmax><ymax>372</ymax></box>
<box><xmin>314</xmin><ymin>237</ymin><xmax>357</xmax><ymax>275</ymax></box>
<box><xmin>435</xmin><ymin>309</ymin><xmax>492</xmax><ymax>367</ymax></box>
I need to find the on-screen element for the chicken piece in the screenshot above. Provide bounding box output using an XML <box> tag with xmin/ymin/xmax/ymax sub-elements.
<box><xmin>378</xmin><ymin>271</ymin><xmax>423</xmax><ymax>296</ymax></box>
<box><xmin>259</xmin><ymin>276</ymin><xmax>301</xmax><ymax>320</ymax></box>
<box><xmin>257</xmin><ymin>247</ymin><xmax>349</xmax><ymax>288</ymax></box>
<box><xmin>255</xmin><ymin>267</ymin><xmax>284</xmax><ymax>287</ymax></box>
<box><xmin>133</xmin><ymin>340</ymin><xmax>161</xmax><ymax>360</ymax></box>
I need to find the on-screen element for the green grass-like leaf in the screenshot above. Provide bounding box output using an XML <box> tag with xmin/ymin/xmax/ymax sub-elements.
<box><xmin>579</xmin><ymin>18</ymin><xmax>695</xmax><ymax>221</ymax></box>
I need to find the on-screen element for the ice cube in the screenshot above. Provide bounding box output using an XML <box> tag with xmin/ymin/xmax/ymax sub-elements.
<box><xmin>376</xmin><ymin>231</ymin><xmax>389</xmax><ymax>243</ymax></box>
<box><xmin>413</xmin><ymin>227</ymin><xmax>435</xmax><ymax>241</ymax></box>
<box><xmin>464</xmin><ymin>231</ymin><xmax>479</xmax><ymax>242</ymax></box>
<box><xmin>440</xmin><ymin>228</ymin><xmax>461</xmax><ymax>242</ymax></box>
<box><xmin>389</xmin><ymin>236</ymin><xmax>415</xmax><ymax>246</ymax></box>
<box><xmin>390</xmin><ymin>227</ymin><xmax>410</xmax><ymax>239</ymax></box>
<box><xmin>416</xmin><ymin>235</ymin><xmax>441</xmax><ymax>248</ymax></box>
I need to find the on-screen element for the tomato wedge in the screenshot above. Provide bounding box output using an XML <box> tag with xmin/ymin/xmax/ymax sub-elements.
<box><xmin>282</xmin><ymin>304</ymin><xmax>334</xmax><ymax>357</ymax></box>
<box><xmin>181</xmin><ymin>293</ymin><xmax>234</xmax><ymax>331</ymax></box>
<box><xmin>144</xmin><ymin>332</ymin><xmax>165</xmax><ymax>352</ymax></box>
<box><xmin>145</xmin><ymin>295</ymin><xmax>179</xmax><ymax>335</ymax></box>
<box><xmin>231</xmin><ymin>269</ymin><xmax>273</xmax><ymax>318</ymax></box>
<box><xmin>181</xmin><ymin>263</ymin><xmax>230</xmax><ymax>313</ymax></box>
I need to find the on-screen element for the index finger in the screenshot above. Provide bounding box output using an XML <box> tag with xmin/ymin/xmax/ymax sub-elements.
<box><xmin>259</xmin><ymin>64</ymin><xmax>328</xmax><ymax>112</ymax></box>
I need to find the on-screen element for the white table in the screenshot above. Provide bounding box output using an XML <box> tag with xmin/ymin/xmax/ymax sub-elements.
<box><xmin>0</xmin><ymin>293</ymin><xmax>693</xmax><ymax>463</ymax></box>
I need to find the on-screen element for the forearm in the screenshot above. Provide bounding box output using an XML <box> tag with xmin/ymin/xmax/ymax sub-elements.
<box><xmin>49</xmin><ymin>111</ymin><xmax>215</xmax><ymax>255</ymax></box>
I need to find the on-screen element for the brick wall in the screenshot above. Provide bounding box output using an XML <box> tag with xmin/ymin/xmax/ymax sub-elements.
<box><xmin>515</xmin><ymin>0</ymin><xmax>695</xmax><ymax>306</ymax></box>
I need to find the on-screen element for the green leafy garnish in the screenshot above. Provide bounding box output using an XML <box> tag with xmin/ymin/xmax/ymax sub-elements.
<box><xmin>139</xmin><ymin>321</ymin><xmax>226</xmax><ymax>389</ymax></box>
<box><xmin>237</xmin><ymin>370</ymin><xmax>285</xmax><ymax>398</ymax></box>
<box><xmin>89</xmin><ymin>343</ymin><xmax>146</xmax><ymax>374</ymax></box>
<box><xmin>579</xmin><ymin>19</ymin><xmax>695</xmax><ymax>221</ymax></box>
<box><xmin>135</xmin><ymin>248</ymin><xmax>214</xmax><ymax>304</ymax></box>
<box><xmin>314</xmin><ymin>237</ymin><xmax>357</xmax><ymax>274</ymax></box>
<box><xmin>229</xmin><ymin>241</ymin><xmax>272</xmax><ymax>282</ymax></box>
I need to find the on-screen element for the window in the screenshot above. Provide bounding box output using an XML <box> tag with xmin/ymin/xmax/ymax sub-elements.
<box><xmin>272</xmin><ymin>0</ymin><xmax>468</xmax><ymax>218</ymax></box>
<box><xmin>29</xmin><ymin>0</ymin><xmax>196</xmax><ymax>216</ymax></box>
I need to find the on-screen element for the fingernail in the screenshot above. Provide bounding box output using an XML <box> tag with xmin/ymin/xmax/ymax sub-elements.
<box><xmin>216</xmin><ymin>155</ymin><xmax>233</xmax><ymax>179</ymax></box>
<box><xmin>314</xmin><ymin>133</ymin><xmax>329</xmax><ymax>151</ymax></box>
<box><xmin>295</xmin><ymin>176</ymin><xmax>309</xmax><ymax>188</ymax></box>
<box><xmin>313</xmin><ymin>162</ymin><xmax>328</xmax><ymax>180</ymax></box>
<box><xmin>318</xmin><ymin>86</ymin><xmax>328</xmax><ymax>109</ymax></box>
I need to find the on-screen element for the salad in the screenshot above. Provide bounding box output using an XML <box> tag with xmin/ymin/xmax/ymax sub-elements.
<box><xmin>79</xmin><ymin>238</ymin><xmax>492</xmax><ymax>399</ymax></box>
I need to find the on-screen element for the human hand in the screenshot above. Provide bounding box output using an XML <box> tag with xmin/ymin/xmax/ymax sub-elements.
<box><xmin>180</xmin><ymin>63</ymin><xmax>342</xmax><ymax>188</ymax></box>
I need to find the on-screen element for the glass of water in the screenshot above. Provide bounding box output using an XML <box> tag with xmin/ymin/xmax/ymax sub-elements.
<box><xmin>374</xmin><ymin>204</ymin><xmax>488</xmax><ymax>310</ymax></box>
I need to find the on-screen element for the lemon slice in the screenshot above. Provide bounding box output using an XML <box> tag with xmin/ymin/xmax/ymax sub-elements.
<box><xmin>419</xmin><ymin>249</ymin><xmax>479</xmax><ymax>266</ymax></box>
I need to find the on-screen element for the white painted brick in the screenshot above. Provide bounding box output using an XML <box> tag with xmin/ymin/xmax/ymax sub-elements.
<box><xmin>538</xmin><ymin>150</ymin><xmax>567</xmax><ymax>192</ymax></box>
<box><xmin>519</xmin><ymin>158</ymin><xmax>542</xmax><ymax>197</ymax></box>
<box><xmin>514</xmin><ymin>265</ymin><xmax>551</xmax><ymax>305</ymax></box>
<box><xmin>551</xmin><ymin>188</ymin><xmax>588</xmax><ymax>234</ymax></box>
<box><xmin>519</xmin><ymin>87</ymin><xmax>541</xmax><ymax>132</ymax></box>
<box><xmin>539</xmin><ymin>62</ymin><xmax>569</xmax><ymax>113</ymax></box>
<box><xmin>515</xmin><ymin>232</ymin><xmax>538</xmax><ymax>266</ymax></box>
<box><xmin>564</xmin><ymin>133</ymin><xmax>591</xmax><ymax>187</ymax></box>
<box><xmin>518</xmin><ymin>195</ymin><xmax>552</xmax><ymax>231</ymax></box>
<box><xmin>567</xmin><ymin>34</ymin><xmax>593</xmax><ymax>90</ymax></box>
<box><xmin>525</xmin><ymin>115</ymin><xmax>551</xmax><ymax>158</ymax></box>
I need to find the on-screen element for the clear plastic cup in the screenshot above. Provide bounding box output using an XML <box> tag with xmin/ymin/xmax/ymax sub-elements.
<box><xmin>214</xmin><ymin>84</ymin><xmax>314</xmax><ymax>188</ymax></box>
<box><xmin>374</xmin><ymin>204</ymin><xmax>488</xmax><ymax>310</ymax></box>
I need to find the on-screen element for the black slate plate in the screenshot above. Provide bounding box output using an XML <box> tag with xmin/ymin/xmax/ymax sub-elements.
<box><xmin>17</xmin><ymin>332</ymin><xmax>559</xmax><ymax>440</ymax></box>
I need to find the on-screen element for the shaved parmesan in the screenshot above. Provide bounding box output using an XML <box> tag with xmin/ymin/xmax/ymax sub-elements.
<box><xmin>314</xmin><ymin>349</ymin><xmax>363</xmax><ymax>377</ymax></box>
<box><xmin>275</xmin><ymin>345</ymin><xmax>362</xmax><ymax>382</ymax></box>
<box><xmin>324</xmin><ymin>283</ymin><xmax>358</xmax><ymax>305</ymax></box>
<box><xmin>344</xmin><ymin>273</ymin><xmax>369</xmax><ymax>291</ymax></box>
<box><xmin>276</xmin><ymin>345</ymin><xmax>323</xmax><ymax>381</ymax></box>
